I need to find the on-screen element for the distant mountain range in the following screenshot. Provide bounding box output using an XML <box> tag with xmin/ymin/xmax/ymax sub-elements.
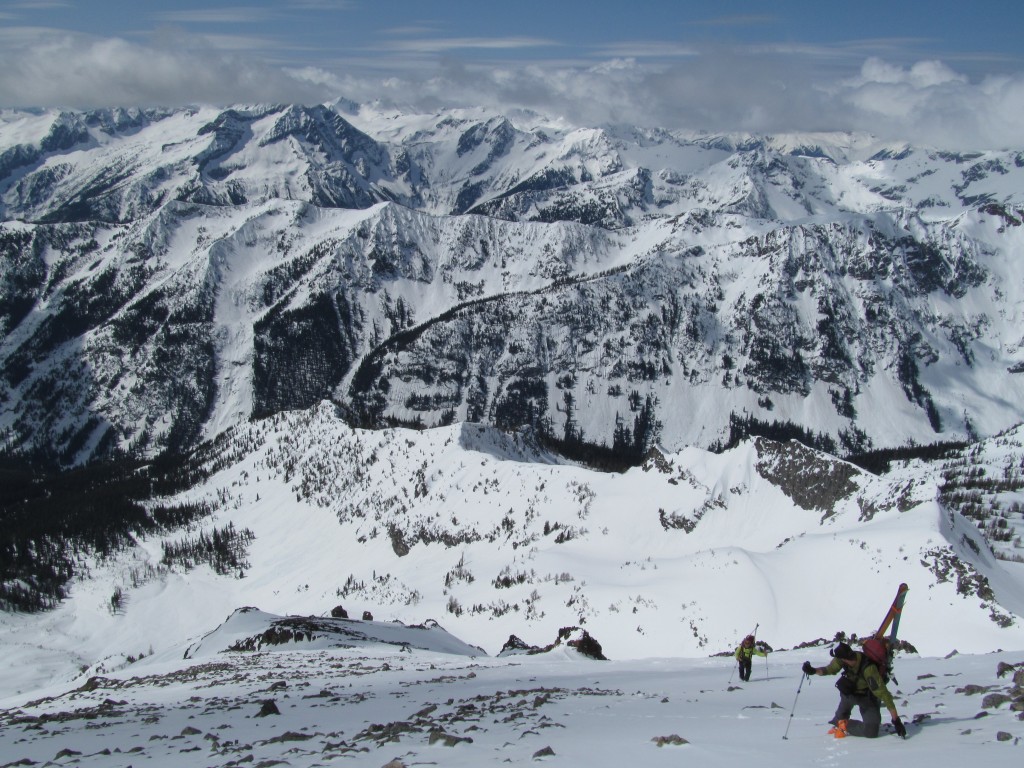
<box><xmin>2</xmin><ymin>103</ymin><xmax>1023</xmax><ymax>464</ymax></box>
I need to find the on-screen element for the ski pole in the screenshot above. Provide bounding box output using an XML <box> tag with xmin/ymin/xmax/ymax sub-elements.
<box><xmin>748</xmin><ymin>622</ymin><xmax>759</xmax><ymax>683</ymax></box>
<box><xmin>782</xmin><ymin>671</ymin><xmax>809</xmax><ymax>740</ymax></box>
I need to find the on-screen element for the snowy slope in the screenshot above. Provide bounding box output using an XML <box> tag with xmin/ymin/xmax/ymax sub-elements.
<box><xmin>2</xmin><ymin>407</ymin><xmax>1022</xmax><ymax>704</ymax></box>
<box><xmin>1</xmin><ymin>626</ymin><xmax>1022</xmax><ymax>768</ymax></box>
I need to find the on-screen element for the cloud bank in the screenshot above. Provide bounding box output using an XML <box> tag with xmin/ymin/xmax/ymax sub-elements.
<box><xmin>1</xmin><ymin>29</ymin><xmax>1021</xmax><ymax>150</ymax></box>
<box><xmin>0</xmin><ymin>29</ymin><xmax>329</xmax><ymax>110</ymax></box>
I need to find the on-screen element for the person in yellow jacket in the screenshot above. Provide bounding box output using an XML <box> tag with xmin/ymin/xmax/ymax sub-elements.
<box><xmin>734</xmin><ymin>634</ymin><xmax>767</xmax><ymax>681</ymax></box>
<box><xmin>802</xmin><ymin>641</ymin><xmax>907</xmax><ymax>739</ymax></box>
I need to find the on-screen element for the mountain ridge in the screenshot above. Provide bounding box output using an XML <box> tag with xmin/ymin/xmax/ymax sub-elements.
<box><xmin>2</xmin><ymin>102</ymin><xmax>1023</xmax><ymax>463</ymax></box>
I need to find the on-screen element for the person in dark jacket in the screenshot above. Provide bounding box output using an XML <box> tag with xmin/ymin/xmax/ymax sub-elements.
<box><xmin>802</xmin><ymin>642</ymin><xmax>906</xmax><ymax>739</ymax></box>
<box><xmin>735</xmin><ymin>634</ymin><xmax>767</xmax><ymax>681</ymax></box>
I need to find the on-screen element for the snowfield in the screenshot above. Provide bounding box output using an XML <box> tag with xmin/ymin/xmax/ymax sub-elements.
<box><xmin>0</xmin><ymin>613</ymin><xmax>1022</xmax><ymax>767</ymax></box>
<box><xmin>1</xmin><ymin>412</ymin><xmax>1023</xmax><ymax>764</ymax></box>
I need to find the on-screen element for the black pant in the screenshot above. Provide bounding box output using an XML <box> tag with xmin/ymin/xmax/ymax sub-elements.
<box><xmin>832</xmin><ymin>692</ymin><xmax>882</xmax><ymax>737</ymax></box>
<box><xmin>738</xmin><ymin>658</ymin><xmax>752</xmax><ymax>681</ymax></box>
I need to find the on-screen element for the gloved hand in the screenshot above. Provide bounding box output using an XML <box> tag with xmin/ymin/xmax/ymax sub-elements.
<box><xmin>892</xmin><ymin>716</ymin><xmax>907</xmax><ymax>738</ymax></box>
<box><xmin>802</xmin><ymin>661</ymin><xmax>815</xmax><ymax>675</ymax></box>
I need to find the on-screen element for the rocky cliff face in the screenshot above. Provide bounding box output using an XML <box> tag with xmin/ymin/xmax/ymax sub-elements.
<box><xmin>1</xmin><ymin>104</ymin><xmax>1022</xmax><ymax>463</ymax></box>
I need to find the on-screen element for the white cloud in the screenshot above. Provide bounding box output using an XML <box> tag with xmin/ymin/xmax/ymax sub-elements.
<box><xmin>379</xmin><ymin>36</ymin><xmax>557</xmax><ymax>54</ymax></box>
<box><xmin>855</xmin><ymin>57</ymin><xmax>967</xmax><ymax>87</ymax></box>
<box><xmin>368</xmin><ymin>52</ymin><xmax>1024</xmax><ymax>150</ymax></box>
<box><xmin>0</xmin><ymin>28</ymin><xmax>1020</xmax><ymax>151</ymax></box>
<box><xmin>835</xmin><ymin>58</ymin><xmax>1024</xmax><ymax>149</ymax></box>
<box><xmin>154</xmin><ymin>8</ymin><xmax>274</xmax><ymax>25</ymax></box>
<box><xmin>286</xmin><ymin>0</ymin><xmax>353</xmax><ymax>9</ymax></box>
<box><xmin>591</xmin><ymin>42</ymin><xmax>700</xmax><ymax>59</ymax></box>
<box><xmin>0</xmin><ymin>29</ymin><xmax>330</xmax><ymax>109</ymax></box>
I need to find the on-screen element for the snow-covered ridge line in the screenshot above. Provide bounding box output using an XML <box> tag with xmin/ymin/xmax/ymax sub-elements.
<box><xmin>3</xmin><ymin>102</ymin><xmax>1024</xmax><ymax>463</ymax></box>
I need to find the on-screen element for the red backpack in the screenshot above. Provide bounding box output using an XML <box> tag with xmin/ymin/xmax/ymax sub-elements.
<box><xmin>861</xmin><ymin>637</ymin><xmax>892</xmax><ymax>681</ymax></box>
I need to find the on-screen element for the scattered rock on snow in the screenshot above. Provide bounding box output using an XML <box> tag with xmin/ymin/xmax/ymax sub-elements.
<box><xmin>996</xmin><ymin>661</ymin><xmax>1017</xmax><ymax>678</ymax></box>
<box><xmin>255</xmin><ymin>700</ymin><xmax>280</xmax><ymax>717</ymax></box>
<box><xmin>956</xmin><ymin>684</ymin><xmax>992</xmax><ymax>695</ymax></box>
<box><xmin>428</xmin><ymin>728</ymin><xmax>473</xmax><ymax>746</ymax></box>
<box><xmin>497</xmin><ymin>627</ymin><xmax>606</xmax><ymax>659</ymax></box>
<box><xmin>266</xmin><ymin>731</ymin><xmax>315</xmax><ymax>743</ymax></box>
<box><xmin>499</xmin><ymin>634</ymin><xmax>539</xmax><ymax>655</ymax></box>
<box><xmin>652</xmin><ymin>734</ymin><xmax>689</xmax><ymax>746</ymax></box>
<box><xmin>982</xmin><ymin>693</ymin><xmax>1012</xmax><ymax>709</ymax></box>
<box><xmin>413</xmin><ymin>703</ymin><xmax>438</xmax><ymax>718</ymax></box>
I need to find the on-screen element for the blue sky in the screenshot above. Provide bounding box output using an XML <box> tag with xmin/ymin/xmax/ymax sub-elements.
<box><xmin>0</xmin><ymin>1</ymin><xmax>1020</xmax><ymax>147</ymax></box>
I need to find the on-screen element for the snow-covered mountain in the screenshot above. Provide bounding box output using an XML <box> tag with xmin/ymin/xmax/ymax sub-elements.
<box><xmin>2</xmin><ymin>103</ymin><xmax>1023</xmax><ymax>462</ymax></box>
<box><xmin>2</xmin><ymin>102</ymin><xmax>1024</xmax><ymax>726</ymax></box>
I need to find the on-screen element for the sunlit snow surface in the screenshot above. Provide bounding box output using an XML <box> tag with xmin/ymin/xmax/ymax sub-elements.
<box><xmin>1</xmin><ymin>412</ymin><xmax>1023</xmax><ymax>763</ymax></box>
<box><xmin>1</xmin><ymin>409</ymin><xmax>1023</xmax><ymax>690</ymax></box>
<box><xmin>0</xmin><ymin>615</ymin><xmax>1021</xmax><ymax>768</ymax></box>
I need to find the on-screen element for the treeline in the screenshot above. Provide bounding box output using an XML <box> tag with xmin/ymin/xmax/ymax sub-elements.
<box><xmin>713</xmin><ymin>412</ymin><xmax>971</xmax><ymax>474</ymax></box>
<box><xmin>523</xmin><ymin>392</ymin><xmax>663</xmax><ymax>472</ymax></box>
<box><xmin>845</xmin><ymin>440</ymin><xmax>969</xmax><ymax>474</ymax></box>
<box><xmin>380</xmin><ymin>387</ymin><xmax>664</xmax><ymax>473</ymax></box>
<box><xmin>161</xmin><ymin>523</ymin><xmax>254</xmax><ymax>576</ymax></box>
<box><xmin>711</xmin><ymin>413</ymin><xmax>839</xmax><ymax>455</ymax></box>
<box><xmin>0</xmin><ymin>450</ymin><xmax>218</xmax><ymax>613</ymax></box>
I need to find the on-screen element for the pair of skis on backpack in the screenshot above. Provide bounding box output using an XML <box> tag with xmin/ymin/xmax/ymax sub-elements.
<box><xmin>827</xmin><ymin>583</ymin><xmax>909</xmax><ymax>740</ymax></box>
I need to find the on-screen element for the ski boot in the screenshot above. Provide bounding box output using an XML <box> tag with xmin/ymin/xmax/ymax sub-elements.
<box><xmin>827</xmin><ymin>719</ymin><xmax>849</xmax><ymax>739</ymax></box>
